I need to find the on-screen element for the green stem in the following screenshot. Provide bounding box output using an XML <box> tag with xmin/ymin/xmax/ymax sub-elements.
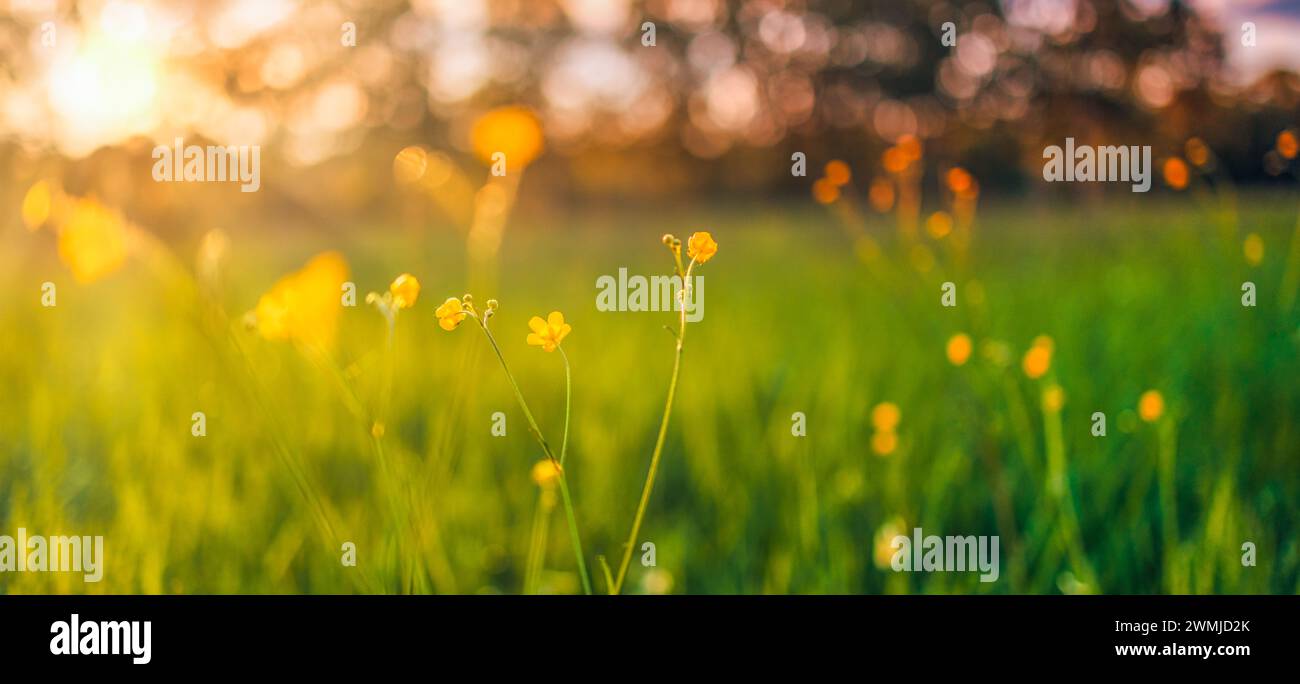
<box><xmin>474</xmin><ymin>316</ymin><xmax>592</xmax><ymax>595</ymax></box>
<box><xmin>612</xmin><ymin>261</ymin><xmax>695</xmax><ymax>594</ymax></box>
<box><xmin>1043</xmin><ymin>391</ymin><xmax>1098</xmax><ymax>591</ymax></box>
<box><xmin>560</xmin><ymin>347</ymin><xmax>572</xmax><ymax>466</ymax></box>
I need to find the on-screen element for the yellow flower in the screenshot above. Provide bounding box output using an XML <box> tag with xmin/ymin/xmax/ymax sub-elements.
<box><xmin>1163</xmin><ymin>157</ymin><xmax>1189</xmax><ymax>190</ymax></box>
<box><xmin>527</xmin><ymin>311</ymin><xmax>571</xmax><ymax>352</ymax></box>
<box><xmin>436</xmin><ymin>297</ymin><xmax>470</xmax><ymax>331</ymax></box>
<box><xmin>873</xmin><ymin>517</ymin><xmax>906</xmax><ymax>568</ymax></box>
<box><xmin>1243</xmin><ymin>233</ymin><xmax>1264</xmax><ymax>266</ymax></box>
<box><xmin>57</xmin><ymin>197</ymin><xmax>127</xmax><ymax>283</ymax></box>
<box><xmin>824</xmin><ymin>160</ymin><xmax>851</xmax><ymax>186</ymax></box>
<box><xmin>1022</xmin><ymin>336</ymin><xmax>1053</xmax><ymax>379</ymax></box>
<box><xmin>1185</xmin><ymin>138</ymin><xmax>1210</xmax><ymax>167</ymax></box>
<box><xmin>871</xmin><ymin>402</ymin><xmax>900</xmax><ymax>433</ymax></box>
<box><xmin>389</xmin><ymin>273</ymin><xmax>420</xmax><ymax>309</ymax></box>
<box><xmin>252</xmin><ymin>251</ymin><xmax>350</xmax><ymax>347</ymax></box>
<box><xmin>946</xmin><ymin>333</ymin><xmax>972</xmax><ymax>366</ymax></box>
<box><xmin>531</xmin><ymin>459</ymin><xmax>562</xmax><ymax>487</ymax></box>
<box><xmin>687</xmin><ymin>231</ymin><xmax>717</xmax><ymax>264</ymax></box>
<box><xmin>470</xmin><ymin>105</ymin><xmax>544</xmax><ymax>170</ymax></box>
<box><xmin>812</xmin><ymin>178</ymin><xmax>840</xmax><ymax>205</ymax></box>
<box><xmin>925</xmin><ymin>211</ymin><xmax>953</xmax><ymax>239</ymax></box>
<box><xmin>1278</xmin><ymin>130</ymin><xmax>1298</xmax><ymax>160</ymax></box>
<box><xmin>22</xmin><ymin>180</ymin><xmax>52</xmax><ymax>231</ymax></box>
<box><xmin>1042</xmin><ymin>384</ymin><xmax>1065</xmax><ymax>412</ymax></box>
<box><xmin>868</xmin><ymin>177</ymin><xmax>895</xmax><ymax>212</ymax></box>
<box><xmin>871</xmin><ymin>430</ymin><xmax>897</xmax><ymax>456</ymax></box>
<box><xmin>1138</xmin><ymin>390</ymin><xmax>1165</xmax><ymax>423</ymax></box>
<box><xmin>945</xmin><ymin>167</ymin><xmax>973</xmax><ymax>194</ymax></box>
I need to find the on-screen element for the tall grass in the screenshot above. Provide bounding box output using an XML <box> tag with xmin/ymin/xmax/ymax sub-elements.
<box><xmin>1</xmin><ymin>191</ymin><xmax>1297</xmax><ymax>594</ymax></box>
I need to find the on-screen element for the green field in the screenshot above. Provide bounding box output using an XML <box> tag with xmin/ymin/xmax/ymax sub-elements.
<box><xmin>2</xmin><ymin>192</ymin><xmax>1298</xmax><ymax>594</ymax></box>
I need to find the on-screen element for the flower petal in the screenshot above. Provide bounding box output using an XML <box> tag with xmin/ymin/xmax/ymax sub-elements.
<box><xmin>547</xmin><ymin>311</ymin><xmax>565</xmax><ymax>329</ymax></box>
<box><xmin>529</xmin><ymin>316</ymin><xmax>548</xmax><ymax>334</ymax></box>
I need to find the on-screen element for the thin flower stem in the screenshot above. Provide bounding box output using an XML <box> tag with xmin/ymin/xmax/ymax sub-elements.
<box><xmin>475</xmin><ymin>316</ymin><xmax>556</xmax><ymax>465</ymax></box>
<box><xmin>612</xmin><ymin>260</ymin><xmax>695</xmax><ymax>595</ymax></box>
<box><xmin>560</xmin><ymin>346</ymin><xmax>572</xmax><ymax>466</ymax></box>
<box><xmin>473</xmin><ymin>315</ymin><xmax>593</xmax><ymax>595</ymax></box>
<box><xmin>556</xmin><ymin>476</ymin><xmax>590</xmax><ymax>594</ymax></box>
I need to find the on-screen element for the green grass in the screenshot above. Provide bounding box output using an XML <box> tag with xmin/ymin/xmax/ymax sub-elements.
<box><xmin>1</xmin><ymin>192</ymin><xmax>1297</xmax><ymax>594</ymax></box>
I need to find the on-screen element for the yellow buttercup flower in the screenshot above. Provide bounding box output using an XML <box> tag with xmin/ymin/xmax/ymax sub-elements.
<box><xmin>470</xmin><ymin>105</ymin><xmax>544</xmax><ymax>170</ymax></box>
<box><xmin>1022</xmin><ymin>336</ymin><xmax>1053</xmax><ymax>379</ymax></box>
<box><xmin>871</xmin><ymin>430</ymin><xmax>897</xmax><ymax>456</ymax></box>
<box><xmin>1042</xmin><ymin>384</ymin><xmax>1065</xmax><ymax>412</ymax></box>
<box><xmin>1138</xmin><ymin>390</ymin><xmax>1165</xmax><ymax>423</ymax></box>
<box><xmin>873</xmin><ymin>517</ymin><xmax>906</xmax><ymax>568</ymax></box>
<box><xmin>57</xmin><ymin>197</ymin><xmax>127</xmax><ymax>283</ymax></box>
<box><xmin>871</xmin><ymin>402</ymin><xmax>900</xmax><ymax>433</ymax></box>
<box><xmin>436</xmin><ymin>297</ymin><xmax>470</xmax><ymax>331</ymax></box>
<box><xmin>1277</xmin><ymin>130</ymin><xmax>1298</xmax><ymax>160</ymax></box>
<box><xmin>22</xmin><ymin>180</ymin><xmax>52</xmax><ymax>231</ymax></box>
<box><xmin>527</xmin><ymin>311</ymin><xmax>571</xmax><ymax>352</ymax></box>
<box><xmin>687</xmin><ymin>231</ymin><xmax>718</xmax><ymax>264</ymax></box>
<box><xmin>946</xmin><ymin>333</ymin><xmax>972</xmax><ymax>366</ymax></box>
<box><xmin>824</xmin><ymin>160</ymin><xmax>851</xmax><ymax>186</ymax></box>
<box><xmin>1243</xmin><ymin>233</ymin><xmax>1264</xmax><ymax>266</ymax></box>
<box><xmin>389</xmin><ymin>273</ymin><xmax>420</xmax><ymax>309</ymax></box>
<box><xmin>251</xmin><ymin>251</ymin><xmax>349</xmax><ymax>347</ymax></box>
<box><xmin>531</xmin><ymin>459</ymin><xmax>562</xmax><ymax>487</ymax></box>
<box><xmin>925</xmin><ymin>211</ymin><xmax>953</xmax><ymax>239</ymax></box>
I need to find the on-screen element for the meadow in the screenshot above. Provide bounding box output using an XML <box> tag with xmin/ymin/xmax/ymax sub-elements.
<box><xmin>1</xmin><ymin>187</ymin><xmax>1298</xmax><ymax>595</ymax></box>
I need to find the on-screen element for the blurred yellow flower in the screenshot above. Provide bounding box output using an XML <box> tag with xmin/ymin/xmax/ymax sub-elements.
<box><xmin>1278</xmin><ymin>130</ymin><xmax>1298</xmax><ymax>160</ymax></box>
<box><xmin>1163</xmin><ymin>157</ymin><xmax>1189</xmax><ymax>190</ymax></box>
<box><xmin>871</xmin><ymin>430</ymin><xmax>898</xmax><ymax>456</ymax></box>
<box><xmin>1042</xmin><ymin>384</ymin><xmax>1065</xmax><ymax>412</ymax></box>
<box><xmin>812</xmin><ymin>177</ymin><xmax>840</xmax><ymax>204</ymax></box>
<box><xmin>882</xmin><ymin>146</ymin><xmax>909</xmax><ymax>174</ymax></box>
<box><xmin>1243</xmin><ymin>233</ymin><xmax>1264</xmax><ymax>266</ymax></box>
<box><xmin>389</xmin><ymin>273</ymin><xmax>420</xmax><ymax>309</ymax></box>
<box><xmin>436</xmin><ymin>297</ymin><xmax>470</xmax><ymax>331</ymax></box>
<box><xmin>470</xmin><ymin>105</ymin><xmax>544</xmax><ymax>170</ymax></box>
<box><xmin>824</xmin><ymin>160</ymin><xmax>851</xmax><ymax>186</ymax></box>
<box><xmin>687</xmin><ymin>231</ymin><xmax>718</xmax><ymax>264</ymax></box>
<box><xmin>925</xmin><ymin>211</ymin><xmax>953</xmax><ymax>239</ymax></box>
<box><xmin>873</xmin><ymin>517</ymin><xmax>906</xmax><ymax>568</ymax></box>
<box><xmin>895</xmin><ymin>134</ymin><xmax>922</xmax><ymax>164</ymax></box>
<box><xmin>1022</xmin><ymin>336</ymin><xmax>1053</xmax><ymax>379</ymax></box>
<box><xmin>1185</xmin><ymin>137</ymin><xmax>1210</xmax><ymax>167</ymax></box>
<box><xmin>252</xmin><ymin>251</ymin><xmax>349</xmax><ymax>347</ymax></box>
<box><xmin>871</xmin><ymin>402</ymin><xmax>900</xmax><ymax>433</ymax></box>
<box><xmin>868</xmin><ymin>177</ymin><xmax>895</xmax><ymax>212</ymax></box>
<box><xmin>21</xmin><ymin>180</ymin><xmax>52</xmax><ymax>231</ymax></box>
<box><xmin>527</xmin><ymin>311</ymin><xmax>571</xmax><ymax>352</ymax></box>
<box><xmin>946</xmin><ymin>333</ymin><xmax>972</xmax><ymax>366</ymax></box>
<box><xmin>945</xmin><ymin>166</ymin><xmax>973</xmax><ymax>194</ymax></box>
<box><xmin>57</xmin><ymin>198</ymin><xmax>127</xmax><ymax>283</ymax></box>
<box><xmin>531</xmin><ymin>459</ymin><xmax>562</xmax><ymax>487</ymax></box>
<box><xmin>1138</xmin><ymin>390</ymin><xmax>1165</xmax><ymax>423</ymax></box>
